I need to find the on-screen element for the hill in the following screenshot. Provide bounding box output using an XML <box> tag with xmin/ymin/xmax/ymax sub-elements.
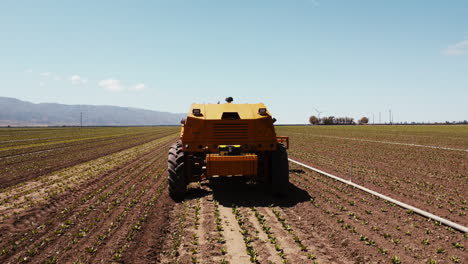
<box><xmin>0</xmin><ymin>97</ymin><xmax>185</xmax><ymax>126</ymax></box>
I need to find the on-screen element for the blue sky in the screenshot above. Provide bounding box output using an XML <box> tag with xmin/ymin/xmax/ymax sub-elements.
<box><xmin>0</xmin><ymin>0</ymin><xmax>467</xmax><ymax>124</ymax></box>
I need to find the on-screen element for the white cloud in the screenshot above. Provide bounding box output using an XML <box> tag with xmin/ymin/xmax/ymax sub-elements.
<box><xmin>39</xmin><ymin>81</ymin><xmax>45</xmax><ymax>87</ymax></box>
<box><xmin>70</xmin><ymin>75</ymin><xmax>87</xmax><ymax>85</ymax></box>
<box><xmin>129</xmin><ymin>83</ymin><xmax>146</xmax><ymax>91</ymax></box>
<box><xmin>98</xmin><ymin>79</ymin><xmax>124</xmax><ymax>92</ymax></box>
<box><xmin>25</xmin><ymin>69</ymin><xmax>33</xmax><ymax>73</ymax></box>
<box><xmin>444</xmin><ymin>40</ymin><xmax>468</xmax><ymax>55</ymax></box>
<box><xmin>41</xmin><ymin>72</ymin><xmax>51</xmax><ymax>77</ymax></box>
<box><xmin>98</xmin><ymin>79</ymin><xmax>148</xmax><ymax>92</ymax></box>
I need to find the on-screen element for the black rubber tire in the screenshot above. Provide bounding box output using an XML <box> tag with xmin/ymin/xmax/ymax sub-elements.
<box><xmin>270</xmin><ymin>143</ymin><xmax>290</xmax><ymax>196</ymax></box>
<box><xmin>168</xmin><ymin>140</ymin><xmax>187</xmax><ymax>201</ymax></box>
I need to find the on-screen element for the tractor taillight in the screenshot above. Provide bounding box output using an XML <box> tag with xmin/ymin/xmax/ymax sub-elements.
<box><xmin>192</xmin><ymin>108</ymin><xmax>201</xmax><ymax>115</ymax></box>
<box><xmin>258</xmin><ymin>108</ymin><xmax>267</xmax><ymax>115</ymax></box>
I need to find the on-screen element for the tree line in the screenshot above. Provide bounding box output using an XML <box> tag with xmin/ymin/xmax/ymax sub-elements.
<box><xmin>309</xmin><ymin>116</ymin><xmax>369</xmax><ymax>125</ymax></box>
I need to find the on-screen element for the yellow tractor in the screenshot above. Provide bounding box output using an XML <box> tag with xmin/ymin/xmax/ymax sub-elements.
<box><xmin>168</xmin><ymin>97</ymin><xmax>290</xmax><ymax>201</ymax></box>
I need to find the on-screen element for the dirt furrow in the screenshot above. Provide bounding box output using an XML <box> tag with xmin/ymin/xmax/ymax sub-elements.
<box><xmin>158</xmin><ymin>199</ymin><xmax>188</xmax><ymax>264</ymax></box>
<box><xmin>0</xmin><ymin>148</ymin><xmax>160</xmax><ymax>260</ymax></box>
<box><xmin>287</xmin><ymin>164</ymin><xmax>467</xmax><ymax>263</ymax></box>
<box><xmin>0</xmin><ymin>130</ymin><xmax>177</xmax><ymax>188</ymax></box>
<box><xmin>58</xmin><ymin>161</ymin><xmax>166</xmax><ymax>263</ymax></box>
<box><xmin>120</xmin><ymin>191</ymin><xmax>174</xmax><ymax>264</ymax></box>
<box><xmin>86</xmin><ymin>168</ymin><xmax>169</xmax><ymax>263</ymax></box>
<box><xmin>174</xmin><ymin>198</ymin><xmax>202</xmax><ymax>263</ymax></box>
<box><xmin>247</xmin><ymin>210</ymin><xmax>284</xmax><ymax>263</ymax></box>
<box><xmin>257</xmin><ymin>207</ymin><xmax>310</xmax><ymax>263</ymax></box>
<box><xmin>0</xmin><ymin>137</ymin><xmax>170</xmax><ymax>228</ymax></box>
<box><xmin>0</xmin><ymin>134</ymin><xmax>176</xmax><ymax>219</ymax></box>
<box><xmin>196</xmin><ymin>195</ymin><xmax>225</xmax><ymax>263</ymax></box>
<box><xmin>218</xmin><ymin>204</ymin><xmax>251</xmax><ymax>264</ymax></box>
<box><xmin>240</xmin><ymin>207</ymin><xmax>284</xmax><ymax>263</ymax></box>
<box><xmin>0</xmin><ymin>139</ymin><xmax>173</xmax><ymax>264</ymax></box>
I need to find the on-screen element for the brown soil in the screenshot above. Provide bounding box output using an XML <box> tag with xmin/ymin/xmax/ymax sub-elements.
<box><xmin>0</xmin><ymin>129</ymin><xmax>176</xmax><ymax>189</ymax></box>
<box><xmin>1</xmin><ymin>142</ymin><xmax>465</xmax><ymax>263</ymax></box>
<box><xmin>286</xmin><ymin>134</ymin><xmax>468</xmax><ymax>226</ymax></box>
<box><xmin>0</xmin><ymin>137</ymin><xmax>175</xmax><ymax>264</ymax></box>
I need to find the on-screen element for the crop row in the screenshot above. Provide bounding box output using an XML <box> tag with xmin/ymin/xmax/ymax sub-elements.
<box><xmin>286</xmin><ymin>164</ymin><xmax>466</xmax><ymax>263</ymax></box>
<box><xmin>278</xmin><ymin>126</ymin><xmax>467</xmax><ymax>225</ymax></box>
<box><xmin>276</xmin><ymin>125</ymin><xmax>468</xmax><ymax>149</ymax></box>
<box><xmin>0</xmin><ymin>138</ymin><xmax>172</xmax><ymax>263</ymax></box>
<box><xmin>0</xmin><ymin>134</ymin><xmax>177</xmax><ymax>223</ymax></box>
<box><xmin>0</xmin><ymin>127</ymin><xmax>167</xmax><ymax>149</ymax></box>
<box><xmin>0</xmin><ymin>127</ymin><xmax>178</xmax><ymax>188</ymax></box>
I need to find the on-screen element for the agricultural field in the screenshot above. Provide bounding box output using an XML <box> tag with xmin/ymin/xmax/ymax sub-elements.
<box><xmin>0</xmin><ymin>125</ymin><xmax>466</xmax><ymax>264</ymax></box>
<box><xmin>0</xmin><ymin>127</ymin><xmax>177</xmax><ymax>188</ymax></box>
<box><xmin>276</xmin><ymin>125</ymin><xmax>468</xmax><ymax>226</ymax></box>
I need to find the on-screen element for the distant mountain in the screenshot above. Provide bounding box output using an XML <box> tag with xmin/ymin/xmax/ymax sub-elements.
<box><xmin>0</xmin><ymin>97</ymin><xmax>185</xmax><ymax>126</ymax></box>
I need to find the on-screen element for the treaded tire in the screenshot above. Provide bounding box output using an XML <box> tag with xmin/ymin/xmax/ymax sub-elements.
<box><xmin>168</xmin><ymin>140</ymin><xmax>187</xmax><ymax>201</ymax></box>
<box><xmin>270</xmin><ymin>143</ymin><xmax>290</xmax><ymax>196</ymax></box>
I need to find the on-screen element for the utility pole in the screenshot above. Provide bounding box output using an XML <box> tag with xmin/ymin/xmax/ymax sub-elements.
<box><xmin>379</xmin><ymin>112</ymin><xmax>381</xmax><ymax>124</ymax></box>
<box><xmin>80</xmin><ymin>112</ymin><xmax>83</xmax><ymax>128</ymax></box>
<box><xmin>372</xmin><ymin>113</ymin><xmax>375</xmax><ymax>124</ymax></box>
<box><xmin>389</xmin><ymin>110</ymin><xmax>391</xmax><ymax>125</ymax></box>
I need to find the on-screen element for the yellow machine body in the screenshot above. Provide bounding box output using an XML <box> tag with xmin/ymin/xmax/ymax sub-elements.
<box><xmin>168</xmin><ymin>100</ymin><xmax>290</xmax><ymax>200</ymax></box>
<box><xmin>181</xmin><ymin>103</ymin><xmax>278</xmax><ymax>153</ymax></box>
<box><xmin>205</xmin><ymin>154</ymin><xmax>258</xmax><ymax>177</ymax></box>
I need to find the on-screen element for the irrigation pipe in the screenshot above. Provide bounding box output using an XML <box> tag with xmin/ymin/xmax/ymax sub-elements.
<box><xmin>288</xmin><ymin>158</ymin><xmax>468</xmax><ymax>233</ymax></box>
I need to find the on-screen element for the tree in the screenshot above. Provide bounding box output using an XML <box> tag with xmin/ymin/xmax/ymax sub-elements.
<box><xmin>322</xmin><ymin>116</ymin><xmax>335</xmax><ymax>125</ymax></box>
<box><xmin>359</xmin><ymin>117</ymin><xmax>369</xmax><ymax>125</ymax></box>
<box><xmin>309</xmin><ymin>115</ymin><xmax>319</xmax><ymax>125</ymax></box>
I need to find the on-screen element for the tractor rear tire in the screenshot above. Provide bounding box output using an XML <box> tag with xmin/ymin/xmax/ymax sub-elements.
<box><xmin>168</xmin><ymin>141</ymin><xmax>187</xmax><ymax>201</ymax></box>
<box><xmin>270</xmin><ymin>143</ymin><xmax>289</xmax><ymax>196</ymax></box>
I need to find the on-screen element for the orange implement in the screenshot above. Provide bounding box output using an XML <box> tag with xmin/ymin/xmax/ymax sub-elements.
<box><xmin>276</xmin><ymin>136</ymin><xmax>289</xmax><ymax>149</ymax></box>
<box><xmin>205</xmin><ymin>154</ymin><xmax>258</xmax><ymax>177</ymax></box>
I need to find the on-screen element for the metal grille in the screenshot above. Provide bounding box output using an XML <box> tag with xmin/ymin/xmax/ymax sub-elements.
<box><xmin>212</xmin><ymin>123</ymin><xmax>249</xmax><ymax>140</ymax></box>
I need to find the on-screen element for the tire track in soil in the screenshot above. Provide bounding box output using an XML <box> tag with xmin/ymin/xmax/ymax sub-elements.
<box><xmin>0</xmin><ymin>138</ymin><xmax>174</xmax><ymax>264</ymax></box>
